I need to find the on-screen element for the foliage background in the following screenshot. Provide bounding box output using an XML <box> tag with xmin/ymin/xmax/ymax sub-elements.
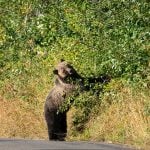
<box><xmin>0</xmin><ymin>0</ymin><xmax>150</xmax><ymax>149</ymax></box>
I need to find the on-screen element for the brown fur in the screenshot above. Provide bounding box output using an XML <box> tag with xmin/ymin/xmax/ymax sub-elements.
<box><xmin>44</xmin><ymin>60</ymin><xmax>82</xmax><ymax>141</ymax></box>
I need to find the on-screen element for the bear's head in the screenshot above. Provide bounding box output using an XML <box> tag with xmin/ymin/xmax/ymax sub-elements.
<box><xmin>53</xmin><ymin>59</ymin><xmax>81</xmax><ymax>83</ymax></box>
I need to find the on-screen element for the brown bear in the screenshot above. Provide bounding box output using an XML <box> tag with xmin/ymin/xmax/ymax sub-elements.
<box><xmin>44</xmin><ymin>59</ymin><xmax>83</xmax><ymax>141</ymax></box>
<box><xmin>44</xmin><ymin>59</ymin><xmax>111</xmax><ymax>141</ymax></box>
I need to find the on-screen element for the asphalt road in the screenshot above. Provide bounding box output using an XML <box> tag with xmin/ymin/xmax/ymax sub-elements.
<box><xmin>0</xmin><ymin>138</ymin><xmax>136</xmax><ymax>150</ymax></box>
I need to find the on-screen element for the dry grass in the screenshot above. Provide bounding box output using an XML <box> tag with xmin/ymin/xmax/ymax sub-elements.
<box><xmin>0</xmin><ymin>96</ymin><xmax>47</xmax><ymax>139</ymax></box>
<box><xmin>86</xmin><ymin>86</ymin><xmax>150</xmax><ymax>149</ymax></box>
<box><xmin>0</xmin><ymin>80</ymin><xmax>149</xmax><ymax>150</ymax></box>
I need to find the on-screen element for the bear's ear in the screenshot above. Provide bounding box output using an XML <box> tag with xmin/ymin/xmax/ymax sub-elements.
<box><xmin>53</xmin><ymin>69</ymin><xmax>58</xmax><ymax>75</ymax></box>
<box><xmin>60</xmin><ymin>59</ymin><xmax>65</xmax><ymax>62</ymax></box>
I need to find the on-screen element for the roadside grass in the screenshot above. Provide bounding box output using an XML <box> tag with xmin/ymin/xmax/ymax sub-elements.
<box><xmin>67</xmin><ymin>81</ymin><xmax>150</xmax><ymax>149</ymax></box>
<box><xmin>0</xmin><ymin>62</ymin><xmax>50</xmax><ymax>139</ymax></box>
<box><xmin>0</xmin><ymin>96</ymin><xmax>47</xmax><ymax>139</ymax></box>
<box><xmin>0</xmin><ymin>75</ymin><xmax>149</xmax><ymax>150</ymax></box>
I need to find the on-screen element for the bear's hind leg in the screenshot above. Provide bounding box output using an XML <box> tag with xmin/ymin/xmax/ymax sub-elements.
<box><xmin>44</xmin><ymin>107</ymin><xmax>55</xmax><ymax>140</ymax></box>
<box><xmin>53</xmin><ymin>112</ymin><xmax>67</xmax><ymax>141</ymax></box>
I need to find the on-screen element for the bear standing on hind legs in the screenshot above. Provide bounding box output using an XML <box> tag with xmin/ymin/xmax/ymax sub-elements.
<box><xmin>44</xmin><ymin>59</ymin><xmax>83</xmax><ymax>141</ymax></box>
